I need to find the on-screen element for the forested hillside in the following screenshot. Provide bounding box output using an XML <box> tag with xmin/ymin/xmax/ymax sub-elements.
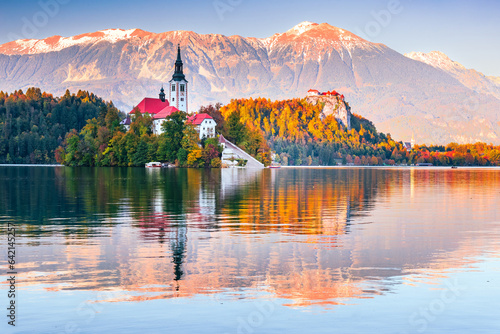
<box><xmin>219</xmin><ymin>98</ymin><xmax>500</xmax><ymax>166</ymax></box>
<box><xmin>0</xmin><ymin>88</ymin><xmax>118</xmax><ymax>164</ymax></box>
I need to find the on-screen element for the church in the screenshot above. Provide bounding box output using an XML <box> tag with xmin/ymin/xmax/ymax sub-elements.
<box><xmin>125</xmin><ymin>45</ymin><xmax>216</xmax><ymax>137</ymax></box>
<box><xmin>169</xmin><ymin>45</ymin><xmax>188</xmax><ymax>112</ymax></box>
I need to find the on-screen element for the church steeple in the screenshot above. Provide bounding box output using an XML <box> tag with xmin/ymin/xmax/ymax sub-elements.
<box><xmin>159</xmin><ymin>85</ymin><xmax>165</xmax><ymax>102</ymax></box>
<box><xmin>169</xmin><ymin>44</ymin><xmax>188</xmax><ymax>113</ymax></box>
<box><xmin>172</xmin><ymin>44</ymin><xmax>186</xmax><ymax>82</ymax></box>
<box><xmin>176</xmin><ymin>44</ymin><xmax>182</xmax><ymax>62</ymax></box>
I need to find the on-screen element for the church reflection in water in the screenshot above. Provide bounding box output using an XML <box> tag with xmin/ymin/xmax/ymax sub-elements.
<box><xmin>4</xmin><ymin>167</ymin><xmax>500</xmax><ymax>307</ymax></box>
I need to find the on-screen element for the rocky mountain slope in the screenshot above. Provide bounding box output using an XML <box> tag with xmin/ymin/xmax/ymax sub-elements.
<box><xmin>0</xmin><ymin>22</ymin><xmax>498</xmax><ymax>144</ymax></box>
<box><xmin>405</xmin><ymin>51</ymin><xmax>500</xmax><ymax>101</ymax></box>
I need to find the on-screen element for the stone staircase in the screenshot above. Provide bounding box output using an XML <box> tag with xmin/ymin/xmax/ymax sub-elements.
<box><xmin>219</xmin><ymin>135</ymin><xmax>264</xmax><ymax>168</ymax></box>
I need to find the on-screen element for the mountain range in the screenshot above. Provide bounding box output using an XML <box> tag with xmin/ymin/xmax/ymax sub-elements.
<box><xmin>0</xmin><ymin>21</ymin><xmax>499</xmax><ymax>145</ymax></box>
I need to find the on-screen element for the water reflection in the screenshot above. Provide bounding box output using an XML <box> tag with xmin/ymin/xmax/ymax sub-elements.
<box><xmin>0</xmin><ymin>167</ymin><xmax>499</xmax><ymax>307</ymax></box>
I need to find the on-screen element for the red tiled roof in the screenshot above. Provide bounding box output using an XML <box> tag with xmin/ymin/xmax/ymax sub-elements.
<box><xmin>188</xmin><ymin>113</ymin><xmax>213</xmax><ymax>125</ymax></box>
<box><xmin>129</xmin><ymin>98</ymin><xmax>170</xmax><ymax>115</ymax></box>
<box><xmin>308</xmin><ymin>89</ymin><xmax>319</xmax><ymax>93</ymax></box>
<box><xmin>153</xmin><ymin>106</ymin><xmax>179</xmax><ymax>119</ymax></box>
<box><xmin>324</xmin><ymin>90</ymin><xmax>339</xmax><ymax>96</ymax></box>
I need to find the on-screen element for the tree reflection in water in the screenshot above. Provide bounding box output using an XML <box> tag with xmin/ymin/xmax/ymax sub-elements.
<box><xmin>0</xmin><ymin>167</ymin><xmax>499</xmax><ymax>307</ymax></box>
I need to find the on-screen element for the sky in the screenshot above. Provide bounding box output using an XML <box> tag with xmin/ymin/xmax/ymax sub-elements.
<box><xmin>0</xmin><ymin>0</ymin><xmax>499</xmax><ymax>76</ymax></box>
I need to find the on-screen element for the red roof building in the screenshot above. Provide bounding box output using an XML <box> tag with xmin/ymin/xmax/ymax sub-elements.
<box><xmin>151</xmin><ymin>106</ymin><xmax>180</xmax><ymax>134</ymax></box>
<box><xmin>187</xmin><ymin>113</ymin><xmax>217</xmax><ymax>139</ymax></box>
<box><xmin>153</xmin><ymin>106</ymin><xmax>179</xmax><ymax>120</ymax></box>
<box><xmin>187</xmin><ymin>113</ymin><xmax>213</xmax><ymax>125</ymax></box>
<box><xmin>307</xmin><ymin>89</ymin><xmax>321</xmax><ymax>96</ymax></box>
<box><xmin>129</xmin><ymin>97</ymin><xmax>170</xmax><ymax>115</ymax></box>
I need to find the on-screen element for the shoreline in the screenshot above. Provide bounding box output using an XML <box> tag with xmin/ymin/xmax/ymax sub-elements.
<box><xmin>0</xmin><ymin>164</ymin><xmax>63</xmax><ymax>167</ymax></box>
<box><xmin>280</xmin><ymin>165</ymin><xmax>500</xmax><ymax>169</ymax></box>
<box><xmin>1</xmin><ymin>164</ymin><xmax>499</xmax><ymax>170</ymax></box>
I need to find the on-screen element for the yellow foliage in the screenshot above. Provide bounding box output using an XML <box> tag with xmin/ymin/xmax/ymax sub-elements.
<box><xmin>187</xmin><ymin>149</ymin><xmax>202</xmax><ymax>167</ymax></box>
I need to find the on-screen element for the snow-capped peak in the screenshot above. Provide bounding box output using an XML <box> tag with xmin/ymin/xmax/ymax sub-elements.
<box><xmin>287</xmin><ymin>21</ymin><xmax>319</xmax><ymax>35</ymax></box>
<box><xmin>260</xmin><ymin>22</ymin><xmax>375</xmax><ymax>53</ymax></box>
<box><xmin>93</xmin><ymin>28</ymin><xmax>139</xmax><ymax>43</ymax></box>
<box><xmin>405</xmin><ymin>51</ymin><xmax>465</xmax><ymax>71</ymax></box>
<box><xmin>1</xmin><ymin>28</ymin><xmax>140</xmax><ymax>55</ymax></box>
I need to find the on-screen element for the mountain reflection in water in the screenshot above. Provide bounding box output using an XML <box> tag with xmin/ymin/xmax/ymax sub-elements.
<box><xmin>0</xmin><ymin>167</ymin><xmax>499</xmax><ymax>308</ymax></box>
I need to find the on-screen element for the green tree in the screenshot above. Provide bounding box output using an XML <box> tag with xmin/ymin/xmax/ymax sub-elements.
<box><xmin>157</xmin><ymin>111</ymin><xmax>187</xmax><ymax>162</ymax></box>
<box><xmin>130</xmin><ymin>110</ymin><xmax>153</xmax><ymax>136</ymax></box>
<box><xmin>225</xmin><ymin>111</ymin><xmax>247</xmax><ymax>145</ymax></box>
<box><xmin>132</xmin><ymin>137</ymin><xmax>150</xmax><ymax>166</ymax></box>
<box><xmin>104</xmin><ymin>106</ymin><xmax>123</xmax><ymax>134</ymax></box>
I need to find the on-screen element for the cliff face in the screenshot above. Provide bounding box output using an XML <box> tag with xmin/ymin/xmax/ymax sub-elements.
<box><xmin>306</xmin><ymin>95</ymin><xmax>351</xmax><ymax>130</ymax></box>
<box><xmin>0</xmin><ymin>22</ymin><xmax>499</xmax><ymax>144</ymax></box>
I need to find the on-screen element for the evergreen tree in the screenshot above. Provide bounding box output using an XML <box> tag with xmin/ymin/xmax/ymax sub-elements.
<box><xmin>132</xmin><ymin>138</ymin><xmax>149</xmax><ymax>166</ymax></box>
<box><xmin>225</xmin><ymin>111</ymin><xmax>247</xmax><ymax>145</ymax></box>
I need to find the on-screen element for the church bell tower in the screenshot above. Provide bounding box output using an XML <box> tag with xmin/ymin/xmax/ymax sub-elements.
<box><xmin>159</xmin><ymin>85</ymin><xmax>165</xmax><ymax>102</ymax></box>
<box><xmin>169</xmin><ymin>45</ymin><xmax>188</xmax><ymax>113</ymax></box>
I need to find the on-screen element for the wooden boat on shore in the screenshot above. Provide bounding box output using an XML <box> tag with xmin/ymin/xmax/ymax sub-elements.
<box><xmin>145</xmin><ymin>162</ymin><xmax>162</xmax><ymax>168</ymax></box>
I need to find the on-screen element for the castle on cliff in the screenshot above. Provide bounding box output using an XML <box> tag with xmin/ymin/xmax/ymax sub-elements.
<box><xmin>306</xmin><ymin>89</ymin><xmax>351</xmax><ymax>130</ymax></box>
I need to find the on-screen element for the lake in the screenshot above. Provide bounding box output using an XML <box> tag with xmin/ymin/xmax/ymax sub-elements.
<box><xmin>1</xmin><ymin>166</ymin><xmax>499</xmax><ymax>333</ymax></box>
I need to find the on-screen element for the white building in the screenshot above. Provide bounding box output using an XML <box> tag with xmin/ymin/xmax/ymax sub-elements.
<box><xmin>188</xmin><ymin>113</ymin><xmax>216</xmax><ymax>139</ymax></box>
<box><xmin>152</xmin><ymin>106</ymin><xmax>180</xmax><ymax>134</ymax></box>
<box><xmin>169</xmin><ymin>45</ymin><xmax>188</xmax><ymax>113</ymax></box>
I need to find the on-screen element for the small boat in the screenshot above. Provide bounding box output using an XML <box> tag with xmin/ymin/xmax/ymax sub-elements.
<box><xmin>451</xmin><ymin>166</ymin><xmax>458</xmax><ymax>169</ymax></box>
<box><xmin>269</xmin><ymin>163</ymin><xmax>281</xmax><ymax>169</ymax></box>
<box><xmin>145</xmin><ymin>162</ymin><xmax>162</xmax><ymax>168</ymax></box>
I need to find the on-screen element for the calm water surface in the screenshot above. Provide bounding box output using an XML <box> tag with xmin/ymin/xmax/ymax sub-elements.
<box><xmin>1</xmin><ymin>167</ymin><xmax>499</xmax><ymax>333</ymax></box>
